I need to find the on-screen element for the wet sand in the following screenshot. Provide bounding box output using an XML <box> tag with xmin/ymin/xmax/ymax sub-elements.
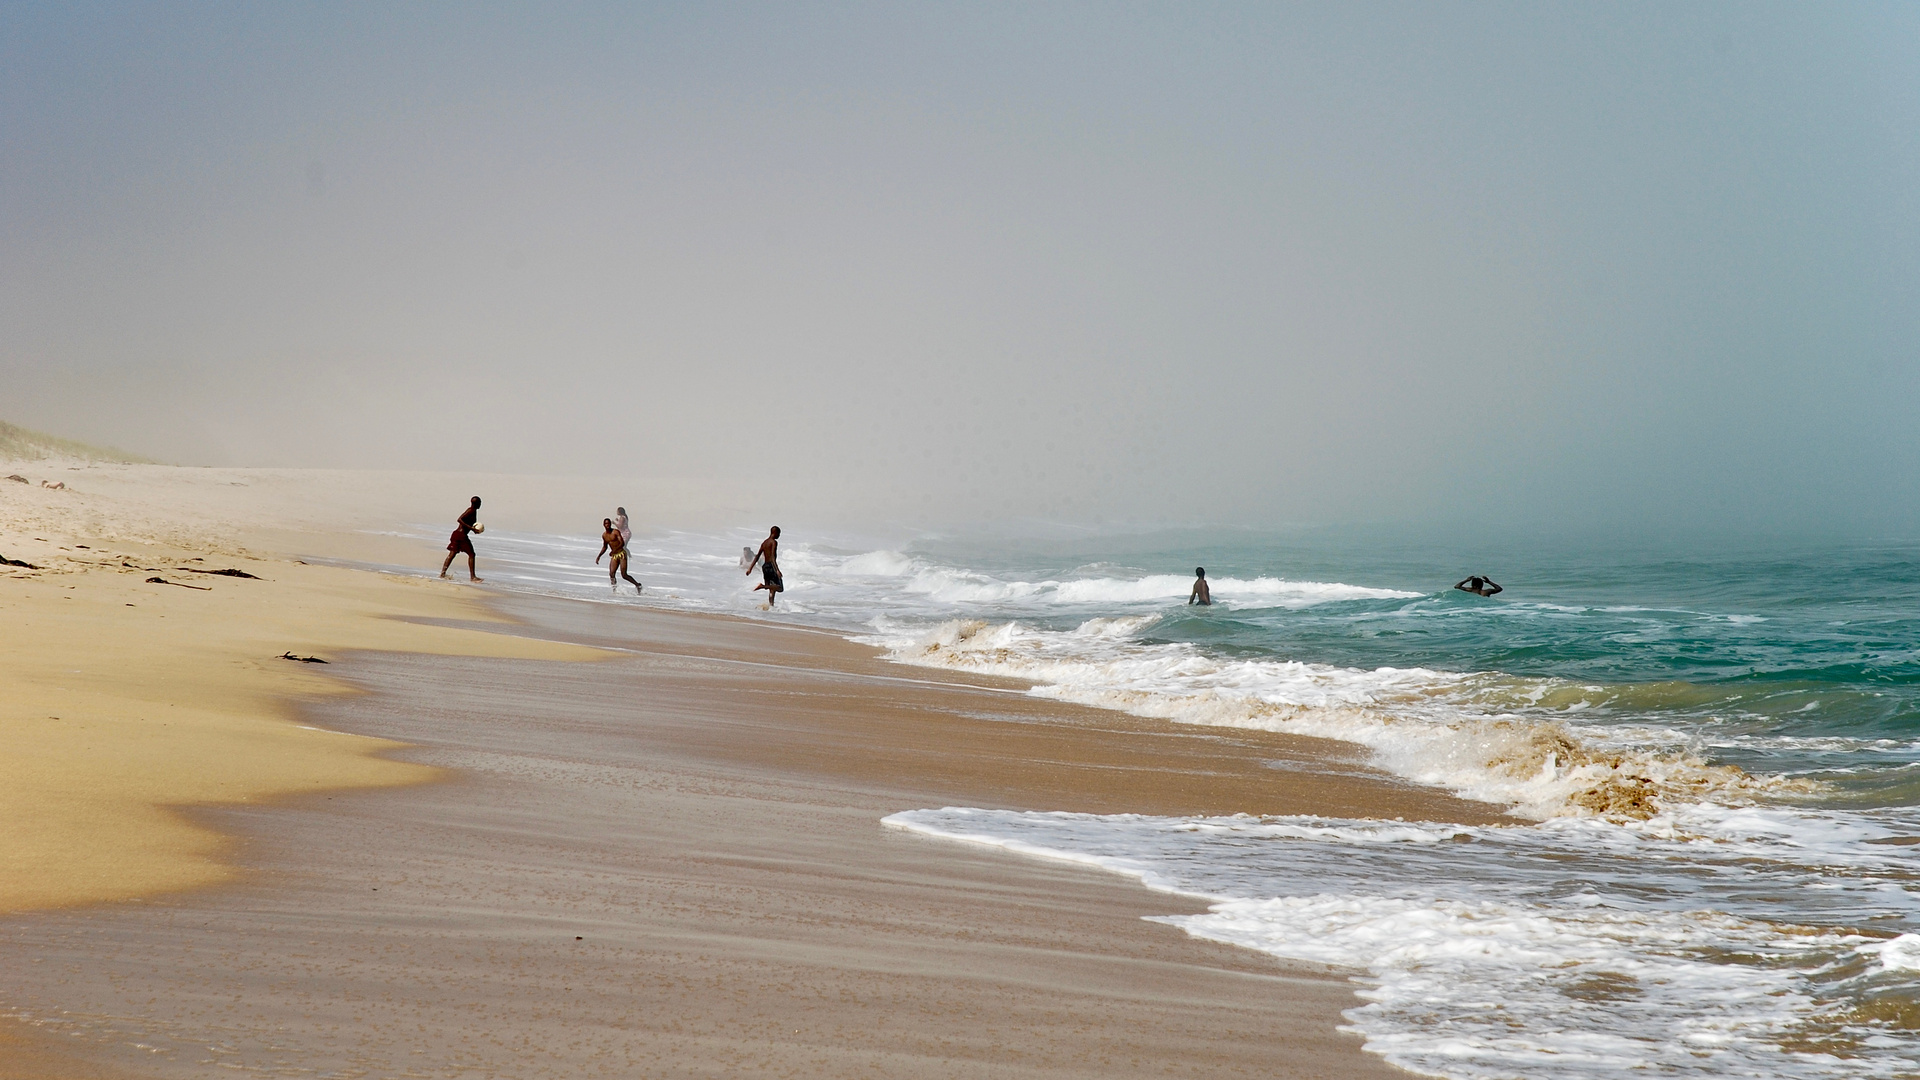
<box><xmin>1</xmin><ymin>591</ymin><xmax>1509</xmax><ymax>1078</ymax></box>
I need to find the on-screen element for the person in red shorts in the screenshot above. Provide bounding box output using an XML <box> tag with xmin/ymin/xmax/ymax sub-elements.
<box><xmin>440</xmin><ymin>496</ymin><xmax>484</xmax><ymax>582</ymax></box>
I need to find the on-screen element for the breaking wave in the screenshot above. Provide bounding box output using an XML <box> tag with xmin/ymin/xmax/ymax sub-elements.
<box><xmin>867</xmin><ymin>616</ymin><xmax>1817</xmax><ymax>820</ymax></box>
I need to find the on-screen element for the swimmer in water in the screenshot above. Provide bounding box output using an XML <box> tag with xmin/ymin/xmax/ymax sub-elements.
<box><xmin>1189</xmin><ymin>566</ymin><xmax>1212</xmax><ymax>606</ymax></box>
<box><xmin>1454</xmin><ymin>575</ymin><xmax>1503</xmax><ymax>597</ymax></box>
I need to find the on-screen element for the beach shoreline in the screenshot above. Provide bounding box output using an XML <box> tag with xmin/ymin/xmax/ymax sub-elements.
<box><xmin>5</xmin><ymin>589</ymin><xmax>1502</xmax><ymax>1078</ymax></box>
<box><xmin>0</xmin><ymin>461</ymin><xmax>1512</xmax><ymax>1077</ymax></box>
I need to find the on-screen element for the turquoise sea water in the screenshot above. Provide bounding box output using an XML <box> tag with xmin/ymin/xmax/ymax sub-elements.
<box><xmin>908</xmin><ymin>530</ymin><xmax>1920</xmax><ymax>803</ymax></box>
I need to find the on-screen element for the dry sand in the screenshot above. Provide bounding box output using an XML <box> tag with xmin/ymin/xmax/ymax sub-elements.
<box><xmin>0</xmin><ymin>465</ymin><xmax>607</xmax><ymax>913</ymax></box>
<box><xmin>0</xmin><ymin>461</ymin><xmax>1509</xmax><ymax>1078</ymax></box>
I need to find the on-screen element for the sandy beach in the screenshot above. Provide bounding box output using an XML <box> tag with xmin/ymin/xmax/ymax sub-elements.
<box><xmin>10</xmin><ymin>9</ymin><xmax>1913</xmax><ymax>1074</ymax></box>
<box><xmin>0</xmin><ymin>461</ymin><xmax>1508</xmax><ymax>1078</ymax></box>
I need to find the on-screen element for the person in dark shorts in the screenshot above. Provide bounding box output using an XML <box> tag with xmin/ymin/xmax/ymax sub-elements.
<box><xmin>1454</xmin><ymin>575</ymin><xmax>1503</xmax><ymax>597</ymax></box>
<box><xmin>1188</xmin><ymin>567</ymin><xmax>1212</xmax><ymax>606</ymax></box>
<box><xmin>440</xmin><ymin>496</ymin><xmax>484</xmax><ymax>581</ymax></box>
<box><xmin>745</xmin><ymin>526</ymin><xmax>783</xmax><ymax>607</ymax></box>
<box><xmin>596</xmin><ymin>517</ymin><xmax>642</xmax><ymax>594</ymax></box>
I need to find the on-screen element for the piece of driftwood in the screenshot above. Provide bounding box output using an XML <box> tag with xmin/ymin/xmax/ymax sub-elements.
<box><xmin>181</xmin><ymin>567</ymin><xmax>260</xmax><ymax>579</ymax></box>
<box><xmin>279</xmin><ymin>652</ymin><xmax>329</xmax><ymax>664</ymax></box>
<box><xmin>1</xmin><ymin>556</ymin><xmax>39</xmax><ymax>569</ymax></box>
<box><xmin>146</xmin><ymin>576</ymin><xmax>211</xmax><ymax>591</ymax></box>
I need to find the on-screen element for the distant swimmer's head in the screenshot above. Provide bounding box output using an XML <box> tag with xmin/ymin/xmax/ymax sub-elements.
<box><xmin>1195</xmin><ymin>567</ymin><xmax>1206</xmax><ymax>578</ymax></box>
<box><xmin>770</xmin><ymin>526</ymin><xmax>781</xmax><ymax>538</ymax></box>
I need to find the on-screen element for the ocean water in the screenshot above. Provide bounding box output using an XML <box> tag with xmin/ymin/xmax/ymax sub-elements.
<box><xmin>395</xmin><ymin>523</ymin><xmax>1920</xmax><ymax>1078</ymax></box>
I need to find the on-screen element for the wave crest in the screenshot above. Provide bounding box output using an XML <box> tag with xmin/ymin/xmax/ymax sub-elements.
<box><xmin>878</xmin><ymin>617</ymin><xmax>1818</xmax><ymax>820</ymax></box>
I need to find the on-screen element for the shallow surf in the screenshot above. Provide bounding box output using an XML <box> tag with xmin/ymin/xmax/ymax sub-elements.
<box><xmin>386</xmin><ymin>523</ymin><xmax>1920</xmax><ymax>1076</ymax></box>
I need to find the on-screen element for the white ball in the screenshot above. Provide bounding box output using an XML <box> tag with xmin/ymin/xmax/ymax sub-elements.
<box><xmin>472</xmin><ymin>523</ymin><xmax>485</xmax><ymax>533</ymax></box>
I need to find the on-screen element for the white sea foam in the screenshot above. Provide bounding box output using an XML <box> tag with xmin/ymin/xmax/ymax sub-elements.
<box><xmin>1178</xmin><ymin>896</ymin><xmax>1874</xmax><ymax>1078</ymax></box>
<box><xmin>887</xmin><ymin>807</ymin><xmax>1920</xmax><ymax>1080</ymax></box>
<box><xmin>866</xmin><ymin>617</ymin><xmax>1801</xmax><ymax>820</ymax></box>
<box><xmin>857</xmin><ymin>560</ymin><xmax>1414</xmax><ymax>610</ymax></box>
<box><xmin>1876</xmin><ymin>934</ymin><xmax>1920</xmax><ymax>972</ymax></box>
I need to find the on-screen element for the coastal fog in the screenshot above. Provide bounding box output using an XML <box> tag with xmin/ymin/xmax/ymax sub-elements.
<box><xmin>3</xmin><ymin>3</ymin><xmax>1916</xmax><ymax>534</ymax></box>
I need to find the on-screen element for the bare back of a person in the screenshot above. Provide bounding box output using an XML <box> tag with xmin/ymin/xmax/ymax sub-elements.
<box><xmin>1455</xmin><ymin>575</ymin><xmax>1502</xmax><ymax>597</ymax></box>
<box><xmin>747</xmin><ymin>528</ymin><xmax>784</xmax><ymax>605</ymax></box>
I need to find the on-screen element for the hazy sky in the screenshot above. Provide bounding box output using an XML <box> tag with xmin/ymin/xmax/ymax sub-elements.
<box><xmin>3</xmin><ymin>3</ymin><xmax>1916</xmax><ymax>532</ymax></box>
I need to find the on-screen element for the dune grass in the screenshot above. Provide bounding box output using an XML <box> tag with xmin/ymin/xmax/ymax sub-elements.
<box><xmin>0</xmin><ymin>419</ymin><xmax>153</xmax><ymax>464</ymax></box>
